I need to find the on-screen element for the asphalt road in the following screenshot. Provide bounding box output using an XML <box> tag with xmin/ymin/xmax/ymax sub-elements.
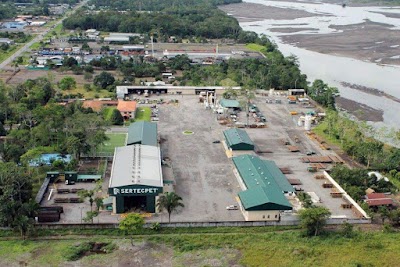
<box><xmin>0</xmin><ymin>0</ymin><xmax>88</xmax><ymax>71</ymax></box>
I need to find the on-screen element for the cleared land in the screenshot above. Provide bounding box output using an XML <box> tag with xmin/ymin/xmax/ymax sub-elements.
<box><xmin>2</xmin><ymin>230</ymin><xmax>400</xmax><ymax>266</ymax></box>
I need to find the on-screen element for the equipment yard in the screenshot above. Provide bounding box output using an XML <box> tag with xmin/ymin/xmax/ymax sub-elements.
<box><xmin>39</xmin><ymin>93</ymin><xmax>364</xmax><ymax>224</ymax></box>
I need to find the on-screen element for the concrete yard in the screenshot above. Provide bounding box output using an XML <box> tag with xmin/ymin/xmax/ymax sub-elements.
<box><xmin>248</xmin><ymin>96</ymin><xmax>356</xmax><ymax>218</ymax></box>
<box><xmin>157</xmin><ymin>96</ymin><xmax>245</xmax><ymax>222</ymax></box>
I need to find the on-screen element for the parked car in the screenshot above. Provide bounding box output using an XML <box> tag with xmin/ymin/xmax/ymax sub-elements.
<box><xmin>226</xmin><ymin>205</ymin><xmax>238</xmax><ymax>210</ymax></box>
<box><xmin>212</xmin><ymin>140</ymin><xmax>221</xmax><ymax>144</ymax></box>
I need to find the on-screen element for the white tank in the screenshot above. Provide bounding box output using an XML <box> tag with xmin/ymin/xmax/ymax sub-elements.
<box><xmin>304</xmin><ymin>115</ymin><xmax>312</xmax><ymax>131</ymax></box>
<box><xmin>269</xmin><ymin>88</ymin><xmax>274</xmax><ymax>96</ymax></box>
<box><xmin>297</xmin><ymin>119</ymin><xmax>303</xmax><ymax>127</ymax></box>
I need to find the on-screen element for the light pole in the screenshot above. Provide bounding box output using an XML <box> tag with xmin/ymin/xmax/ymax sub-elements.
<box><xmin>79</xmin><ymin>207</ymin><xmax>84</xmax><ymax>223</ymax></box>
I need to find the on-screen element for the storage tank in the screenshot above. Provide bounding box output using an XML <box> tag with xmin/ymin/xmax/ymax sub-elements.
<box><xmin>304</xmin><ymin>115</ymin><xmax>312</xmax><ymax>131</ymax></box>
<box><xmin>297</xmin><ymin>119</ymin><xmax>303</xmax><ymax>127</ymax></box>
<box><xmin>269</xmin><ymin>88</ymin><xmax>274</xmax><ymax>96</ymax></box>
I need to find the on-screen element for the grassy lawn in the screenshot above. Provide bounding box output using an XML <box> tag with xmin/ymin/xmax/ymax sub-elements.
<box><xmin>1</xmin><ymin>230</ymin><xmax>400</xmax><ymax>266</ymax></box>
<box><xmin>246</xmin><ymin>43</ymin><xmax>266</xmax><ymax>52</ymax></box>
<box><xmin>0</xmin><ymin>45</ymin><xmax>22</xmax><ymax>64</ymax></box>
<box><xmin>313</xmin><ymin>121</ymin><xmax>343</xmax><ymax>148</ymax></box>
<box><xmin>29</xmin><ymin>42</ymin><xmax>43</xmax><ymax>50</ymax></box>
<box><xmin>45</xmin><ymin>23</ymin><xmax>66</xmax><ymax>38</ymax></box>
<box><xmin>102</xmin><ymin>107</ymin><xmax>114</xmax><ymax>121</ymax></box>
<box><xmin>135</xmin><ymin>107</ymin><xmax>151</xmax><ymax>122</ymax></box>
<box><xmin>97</xmin><ymin>133</ymin><xmax>127</xmax><ymax>154</ymax></box>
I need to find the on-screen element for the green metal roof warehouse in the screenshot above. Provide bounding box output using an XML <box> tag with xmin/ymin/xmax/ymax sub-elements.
<box><xmin>223</xmin><ymin>128</ymin><xmax>254</xmax><ymax>151</ymax></box>
<box><xmin>127</xmin><ymin>121</ymin><xmax>158</xmax><ymax>146</ymax></box>
<box><xmin>219</xmin><ymin>99</ymin><xmax>241</xmax><ymax>109</ymax></box>
<box><xmin>233</xmin><ymin>155</ymin><xmax>293</xmax><ymax>211</ymax></box>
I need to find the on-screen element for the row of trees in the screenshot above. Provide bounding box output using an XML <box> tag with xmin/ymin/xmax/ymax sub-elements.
<box><xmin>320</xmin><ymin>110</ymin><xmax>400</xmax><ymax>171</ymax></box>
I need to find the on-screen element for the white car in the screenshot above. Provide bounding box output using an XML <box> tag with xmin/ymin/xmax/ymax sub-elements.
<box><xmin>226</xmin><ymin>205</ymin><xmax>238</xmax><ymax>210</ymax></box>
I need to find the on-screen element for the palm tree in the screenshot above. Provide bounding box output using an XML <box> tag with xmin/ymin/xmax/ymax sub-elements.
<box><xmin>156</xmin><ymin>192</ymin><xmax>184</xmax><ymax>223</ymax></box>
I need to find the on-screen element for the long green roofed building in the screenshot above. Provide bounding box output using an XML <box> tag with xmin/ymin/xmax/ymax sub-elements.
<box><xmin>232</xmin><ymin>154</ymin><xmax>293</xmax><ymax>221</ymax></box>
<box><xmin>127</xmin><ymin>121</ymin><xmax>158</xmax><ymax>146</ymax></box>
<box><xmin>223</xmin><ymin>128</ymin><xmax>254</xmax><ymax>151</ymax></box>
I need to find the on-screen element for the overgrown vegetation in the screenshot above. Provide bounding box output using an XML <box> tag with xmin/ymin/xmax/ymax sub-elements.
<box><xmin>1</xmin><ymin>230</ymin><xmax>400</xmax><ymax>266</ymax></box>
<box><xmin>314</xmin><ymin>110</ymin><xmax>400</xmax><ymax>171</ymax></box>
<box><xmin>330</xmin><ymin>166</ymin><xmax>396</xmax><ymax>201</ymax></box>
<box><xmin>64</xmin><ymin>241</ymin><xmax>117</xmax><ymax>261</ymax></box>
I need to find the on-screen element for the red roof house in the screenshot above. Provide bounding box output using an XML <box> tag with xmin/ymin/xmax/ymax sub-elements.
<box><xmin>117</xmin><ymin>100</ymin><xmax>137</xmax><ymax>120</ymax></box>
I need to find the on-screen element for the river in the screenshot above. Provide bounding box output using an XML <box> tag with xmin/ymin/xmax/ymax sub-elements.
<box><xmin>223</xmin><ymin>0</ymin><xmax>400</xmax><ymax>131</ymax></box>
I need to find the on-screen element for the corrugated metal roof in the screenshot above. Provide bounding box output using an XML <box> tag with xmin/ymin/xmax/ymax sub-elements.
<box><xmin>109</xmin><ymin>145</ymin><xmax>163</xmax><ymax>188</ymax></box>
<box><xmin>127</xmin><ymin>121</ymin><xmax>158</xmax><ymax>146</ymax></box>
<box><xmin>233</xmin><ymin>155</ymin><xmax>293</xmax><ymax>211</ymax></box>
<box><xmin>223</xmin><ymin>128</ymin><xmax>254</xmax><ymax>150</ymax></box>
<box><xmin>219</xmin><ymin>98</ymin><xmax>240</xmax><ymax>108</ymax></box>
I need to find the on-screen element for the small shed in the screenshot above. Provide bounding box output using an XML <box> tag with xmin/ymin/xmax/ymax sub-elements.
<box><xmin>365</xmin><ymin>193</ymin><xmax>393</xmax><ymax>208</ymax></box>
<box><xmin>223</xmin><ymin>128</ymin><xmax>254</xmax><ymax>151</ymax></box>
<box><xmin>219</xmin><ymin>99</ymin><xmax>241</xmax><ymax>110</ymax></box>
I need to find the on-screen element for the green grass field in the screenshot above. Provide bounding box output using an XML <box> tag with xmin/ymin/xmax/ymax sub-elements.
<box><xmin>1</xmin><ymin>230</ymin><xmax>400</xmax><ymax>266</ymax></box>
<box><xmin>246</xmin><ymin>43</ymin><xmax>266</xmax><ymax>52</ymax></box>
<box><xmin>135</xmin><ymin>107</ymin><xmax>151</xmax><ymax>122</ymax></box>
<box><xmin>0</xmin><ymin>45</ymin><xmax>21</xmax><ymax>64</ymax></box>
<box><xmin>97</xmin><ymin>133</ymin><xmax>127</xmax><ymax>154</ymax></box>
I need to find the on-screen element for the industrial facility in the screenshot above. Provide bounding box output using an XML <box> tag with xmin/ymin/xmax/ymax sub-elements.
<box><xmin>232</xmin><ymin>155</ymin><xmax>294</xmax><ymax>221</ymax></box>
<box><xmin>116</xmin><ymin>85</ymin><xmax>242</xmax><ymax>99</ymax></box>
<box><xmin>108</xmin><ymin>121</ymin><xmax>163</xmax><ymax>214</ymax></box>
<box><xmin>108</xmin><ymin>145</ymin><xmax>163</xmax><ymax>214</ymax></box>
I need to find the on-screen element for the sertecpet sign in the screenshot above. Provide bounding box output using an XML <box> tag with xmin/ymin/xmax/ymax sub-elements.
<box><xmin>109</xmin><ymin>186</ymin><xmax>162</xmax><ymax>196</ymax></box>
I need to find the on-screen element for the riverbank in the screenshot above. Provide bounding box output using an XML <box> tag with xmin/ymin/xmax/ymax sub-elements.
<box><xmin>221</xmin><ymin>1</ymin><xmax>400</xmax><ymax>130</ymax></box>
<box><xmin>220</xmin><ymin>3</ymin><xmax>400</xmax><ymax>66</ymax></box>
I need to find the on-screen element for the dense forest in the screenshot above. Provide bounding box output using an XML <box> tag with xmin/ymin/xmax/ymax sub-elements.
<box><xmin>0</xmin><ymin>0</ymin><xmax>79</xmax><ymax>4</ymax></box>
<box><xmin>0</xmin><ymin>3</ymin><xmax>16</xmax><ymax>20</ymax></box>
<box><xmin>88</xmin><ymin>0</ymin><xmax>241</xmax><ymax>11</ymax></box>
<box><xmin>0</xmin><ymin>0</ymin><xmax>78</xmax><ymax>19</ymax></box>
<box><xmin>63</xmin><ymin>7</ymin><xmax>242</xmax><ymax>40</ymax></box>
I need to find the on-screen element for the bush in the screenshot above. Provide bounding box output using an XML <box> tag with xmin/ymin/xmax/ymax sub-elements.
<box><xmin>64</xmin><ymin>242</ymin><xmax>91</xmax><ymax>261</ymax></box>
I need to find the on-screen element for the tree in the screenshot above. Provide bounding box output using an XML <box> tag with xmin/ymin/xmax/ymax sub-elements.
<box><xmin>93</xmin><ymin>71</ymin><xmax>115</xmax><ymax>89</ymax></box>
<box><xmin>63</xmin><ymin>57</ymin><xmax>78</xmax><ymax>68</ymax></box>
<box><xmin>298</xmin><ymin>206</ymin><xmax>331</xmax><ymax>236</ymax></box>
<box><xmin>0</xmin><ymin>163</ymin><xmax>33</xmax><ymax>227</ymax></box>
<box><xmin>58</xmin><ymin>76</ymin><xmax>77</xmax><ymax>91</ymax></box>
<box><xmin>297</xmin><ymin>192</ymin><xmax>313</xmax><ymax>208</ymax></box>
<box><xmin>78</xmin><ymin>189</ymin><xmax>95</xmax><ymax>211</ymax></box>
<box><xmin>109</xmin><ymin>109</ymin><xmax>124</xmax><ymax>125</ymax></box>
<box><xmin>119</xmin><ymin>213</ymin><xmax>145</xmax><ymax>246</ymax></box>
<box><xmin>378</xmin><ymin>206</ymin><xmax>390</xmax><ymax>224</ymax></box>
<box><xmin>13</xmin><ymin>215</ymin><xmax>34</xmax><ymax>240</ymax></box>
<box><xmin>156</xmin><ymin>192</ymin><xmax>184</xmax><ymax>223</ymax></box>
